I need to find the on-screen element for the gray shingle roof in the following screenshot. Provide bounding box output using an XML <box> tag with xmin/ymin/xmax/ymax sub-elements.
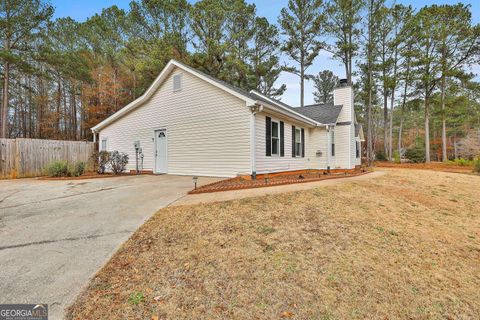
<box><xmin>289</xmin><ymin>103</ymin><xmax>343</xmax><ymax>124</ymax></box>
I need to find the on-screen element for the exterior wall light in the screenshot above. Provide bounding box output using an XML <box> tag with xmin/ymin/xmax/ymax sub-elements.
<box><xmin>193</xmin><ymin>176</ymin><xmax>198</xmax><ymax>189</ymax></box>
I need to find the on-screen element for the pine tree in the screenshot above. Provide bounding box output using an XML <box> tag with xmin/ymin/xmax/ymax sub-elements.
<box><xmin>409</xmin><ymin>7</ymin><xmax>443</xmax><ymax>163</ymax></box>
<box><xmin>313</xmin><ymin>70</ymin><xmax>338</xmax><ymax>104</ymax></box>
<box><xmin>0</xmin><ymin>0</ymin><xmax>53</xmax><ymax>138</ymax></box>
<box><xmin>250</xmin><ymin>17</ymin><xmax>286</xmax><ymax>98</ymax></box>
<box><xmin>279</xmin><ymin>0</ymin><xmax>325</xmax><ymax>107</ymax></box>
<box><xmin>325</xmin><ymin>0</ymin><xmax>363</xmax><ymax>85</ymax></box>
<box><xmin>434</xmin><ymin>4</ymin><xmax>480</xmax><ymax>161</ymax></box>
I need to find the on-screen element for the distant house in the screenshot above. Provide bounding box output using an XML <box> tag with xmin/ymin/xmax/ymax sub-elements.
<box><xmin>91</xmin><ymin>60</ymin><xmax>364</xmax><ymax>178</ymax></box>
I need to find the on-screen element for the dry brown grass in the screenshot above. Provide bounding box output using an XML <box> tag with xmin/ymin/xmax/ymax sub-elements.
<box><xmin>376</xmin><ymin>161</ymin><xmax>474</xmax><ymax>174</ymax></box>
<box><xmin>67</xmin><ymin>169</ymin><xmax>480</xmax><ymax>320</ymax></box>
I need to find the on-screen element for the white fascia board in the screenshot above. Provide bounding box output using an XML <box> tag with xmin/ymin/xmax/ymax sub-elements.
<box><xmin>92</xmin><ymin>60</ymin><xmax>256</xmax><ymax>132</ymax></box>
<box><xmin>258</xmin><ymin>102</ymin><xmax>320</xmax><ymax>127</ymax></box>
<box><xmin>249</xmin><ymin>90</ymin><xmax>322</xmax><ymax>127</ymax></box>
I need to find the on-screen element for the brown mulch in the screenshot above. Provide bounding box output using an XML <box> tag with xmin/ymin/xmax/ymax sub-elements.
<box><xmin>375</xmin><ymin>161</ymin><xmax>474</xmax><ymax>174</ymax></box>
<box><xmin>189</xmin><ymin>170</ymin><xmax>369</xmax><ymax>194</ymax></box>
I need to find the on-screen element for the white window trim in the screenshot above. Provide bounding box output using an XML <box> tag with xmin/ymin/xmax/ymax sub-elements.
<box><xmin>331</xmin><ymin>129</ymin><xmax>335</xmax><ymax>157</ymax></box>
<box><xmin>271</xmin><ymin>120</ymin><xmax>280</xmax><ymax>157</ymax></box>
<box><xmin>101</xmin><ymin>138</ymin><xmax>107</xmax><ymax>151</ymax></box>
<box><xmin>295</xmin><ymin>128</ymin><xmax>302</xmax><ymax>157</ymax></box>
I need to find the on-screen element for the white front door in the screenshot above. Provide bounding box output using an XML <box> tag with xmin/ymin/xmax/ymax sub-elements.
<box><xmin>154</xmin><ymin>129</ymin><xmax>167</xmax><ymax>174</ymax></box>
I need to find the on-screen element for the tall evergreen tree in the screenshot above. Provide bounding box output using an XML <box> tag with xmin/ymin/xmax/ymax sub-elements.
<box><xmin>434</xmin><ymin>4</ymin><xmax>480</xmax><ymax>161</ymax></box>
<box><xmin>313</xmin><ymin>70</ymin><xmax>338</xmax><ymax>104</ymax></box>
<box><xmin>250</xmin><ymin>17</ymin><xmax>286</xmax><ymax>98</ymax></box>
<box><xmin>325</xmin><ymin>0</ymin><xmax>363</xmax><ymax>85</ymax></box>
<box><xmin>0</xmin><ymin>0</ymin><xmax>53</xmax><ymax>138</ymax></box>
<box><xmin>190</xmin><ymin>0</ymin><xmax>229</xmax><ymax>77</ymax></box>
<box><xmin>279</xmin><ymin>0</ymin><xmax>325</xmax><ymax>107</ymax></box>
<box><xmin>409</xmin><ymin>6</ymin><xmax>443</xmax><ymax>162</ymax></box>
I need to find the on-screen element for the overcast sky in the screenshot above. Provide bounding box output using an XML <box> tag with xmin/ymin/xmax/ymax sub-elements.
<box><xmin>51</xmin><ymin>0</ymin><xmax>480</xmax><ymax>106</ymax></box>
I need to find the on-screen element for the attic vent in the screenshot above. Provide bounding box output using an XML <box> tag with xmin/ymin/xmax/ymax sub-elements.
<box><xmin>173</xmin><ymin>73</ymin><xmax>182</xmax><ymax>91</ymax></box>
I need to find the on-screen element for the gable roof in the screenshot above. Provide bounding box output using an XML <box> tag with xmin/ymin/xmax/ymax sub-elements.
<box><xmin>290</xmin><ymin>103</ymin><xmax>343</xmax><ymax>125</ymax></box>
<box><xmin>92</xmin><ymin>59</ymin><xmax>320</xmax><ymax>132</ymax></box>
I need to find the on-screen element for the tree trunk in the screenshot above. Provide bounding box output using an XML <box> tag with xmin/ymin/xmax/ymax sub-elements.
<box><xmin>72</xmin><ymin>82</ymin><xmax>77</xmax><ymax>140</ymax></box>
<box><xmin>57</xmin><ymin>77</ymin><xmax>61</xmax><ymax>138</ymax></box>
<box><xmin>300</xmin><ymin>61</ymin><xmax>304</xmax><ymax>108</ymax></box>
<box><xmin>398</xmin><ymin>117</ymin><xmax>403</xmax><ymax>156</ymax></box>
<box><xmin>1</xmin><ymin>61</ymin><xmax>10</xmax><ymax>138</ymax></box>
<box><xmin>389</xmin><ymin>93</ymin><xmax>394</xmax><ymax>160</ymax></box>
<box><xmin>424</xmin><ymin>95</ymin><xmax>431</xmax><ymax>163</ymax></box>
<box><xmin>383</xmin><ymin>88</ymin><xmax>388</xmax><ymax>158</ymax></box>
<box><xmin>441</xmin><ymin>75</ymin><xmax>447</xmax><ymax>161</ymax></box>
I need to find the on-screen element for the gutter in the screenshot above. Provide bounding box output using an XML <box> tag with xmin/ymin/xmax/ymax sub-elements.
<box><xmin>255</xmin><ymin>101</ymin><xmax>320</xmax><ymax>127</ymax></box>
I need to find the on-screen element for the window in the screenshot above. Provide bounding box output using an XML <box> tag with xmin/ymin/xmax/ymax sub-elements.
<box><xmin>266</xmin><ymin>117</ymin><xmax>283</xmax><ymax>157</ymax></box>
<box><xmin>295</xmin><ymin>128</ymin><xmax>302</xmax><ymax>157</ymax></box>
<box><xmin>173</xmin><ymin>73</ymin><xmax>182</xmax><ymax>91</ymax></box>
<box><xmin>356</xmin><ymin>141</ymin><xmax>360</xmax><ymax>158</ymax></box>
<box><xmin>331</xmin><ymin>129</ymin><xmax>335</xmax><ymax>157</ymax></box>
<box><xmin>101</xmin><ymin>138</ymin><xmax>107</xmax><ymax>151</ymax></box>
<box><xmin>271</xmin><ymin>121</ymin><xmax>280</xmax><ymax>156</ymax></box>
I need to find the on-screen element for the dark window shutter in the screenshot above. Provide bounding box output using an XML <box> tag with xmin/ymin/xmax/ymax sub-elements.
<box><xmin>301</xmin><ymin>128</ymin><xmax>305</xmax><ymax>157</ymax></box>
<box><xmin>291</xmin><ymin>125</ymin><xmax>296</xmax><ymax>157</ymax></box>
<box><xmin>280</xmin><ymin>121</ymin><xmax>284</xmax><ymax>157</ymax></box>
<box><xmin>266</xmin><ymin>117</ymin><xmax>271</xmax><ymax>156</ymax></box>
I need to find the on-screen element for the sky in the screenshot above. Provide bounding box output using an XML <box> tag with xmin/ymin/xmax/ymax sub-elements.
<box><xmin>51</xmin><ymin>0</ymin><xmax>480</xmax><ymax>107</ymax></box>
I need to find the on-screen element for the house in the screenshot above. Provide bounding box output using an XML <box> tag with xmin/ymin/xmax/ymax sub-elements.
<box><xmin>91</xmin><ymin>60</ymin><xmax>364</xmax><ymax>178</ymax></box>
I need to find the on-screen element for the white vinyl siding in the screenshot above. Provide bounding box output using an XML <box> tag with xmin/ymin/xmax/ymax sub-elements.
<box><xmin>99</xmin><ymin>67</ymin><xmax>251</xmax><ymax>177</ymax></box>
<box><xmin>333</xmin><ymin>124</ymin><xmax>353</xmax><ymax>169</ymax></box>
<box><xmin>255</xmin><ymin>112</ymin><xmax>311</xmax><ymax>173</ymax></box>
<box><xmin>308</xmin><ymin>127</ymin><xmax>328</xmax><ymax>169</ymax></box>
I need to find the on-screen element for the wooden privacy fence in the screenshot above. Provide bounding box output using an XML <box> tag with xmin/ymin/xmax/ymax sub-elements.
<box><xmin>0</xmin><ymin>138</ymin><xmax>96</xmax><ymax>179</ymax></box>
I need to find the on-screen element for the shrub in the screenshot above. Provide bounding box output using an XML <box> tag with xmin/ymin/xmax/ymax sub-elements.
<box><xmin>71</xmin><ymin>161</ymin><xmax>86</xmax><ymax>177</ymax></box>
<box><xmin>97</xmin><ymin>151</ymin><xmax>111</xmax><ymax>174</ymax></box>
<box><xmin>46</xmin><ymin>160</ymin><xmax>69</xmax><ymax>177</ymax></box>
<box><xmin>109</xmin><ymin>151</ymin><xmax>129</xmax><ymax>175</ymax></box>
<box><xmin>375</xmin><ymin>150</ymin><xmax>387</xmax><ymax>161</ymax></box>
<box><xmin>473</xmin><ymin>157</ymin><xmax>480</xmax><ymax>174</ymax></box>
<box><xmin>45</xmin><ymin>160</ymin><xmax>86</xmax><ymax>177</ymax></box>
<box><xmin>393</xmin><ymin>150</ymin><xmax>401</xmax><ymax>163</ymax></box>
<box><xmin>453</xmin><ymin>158</ymin><xmax>472</xmax><ymax>166</ymax></box>
<box><xmin>405</xmin><ymin>145</ymin><xmax>425</xmax><ymax>163</ymax></box>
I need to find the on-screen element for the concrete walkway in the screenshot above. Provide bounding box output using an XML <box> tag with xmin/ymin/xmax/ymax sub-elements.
<box><xmin>0</xmin><ymin>174</ymin><xmax>219</xmax><ymax>320</ymax></box>
<box><xmin>172</xmin><ymin>171</ymin><xmax>385</xmax><ymax>207</ymax></box>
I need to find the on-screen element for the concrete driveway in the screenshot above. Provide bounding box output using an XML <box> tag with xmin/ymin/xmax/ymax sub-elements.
<box><xmin>0</xmin><ymin>174</ymin><xmax>219</xmax><ymax>319</ymax></box>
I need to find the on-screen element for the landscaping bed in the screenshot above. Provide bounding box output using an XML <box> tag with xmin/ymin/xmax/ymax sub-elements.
<box><xmin>189</xmin><ymin>169</ymin><xmax>369</xmax><ymax>194</ymax></box>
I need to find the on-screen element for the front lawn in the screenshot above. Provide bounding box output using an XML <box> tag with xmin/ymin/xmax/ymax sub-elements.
<box><xmin>67</xmin><ymin>169</ymin><xmax>480</xmax><ymax>319</ymax></box>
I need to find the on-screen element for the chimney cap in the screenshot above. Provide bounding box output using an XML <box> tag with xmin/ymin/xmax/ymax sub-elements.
<box><xmin>338</xmin><ymin>79</ymin><xmax>349</xmax><ymax>87</ymax></box>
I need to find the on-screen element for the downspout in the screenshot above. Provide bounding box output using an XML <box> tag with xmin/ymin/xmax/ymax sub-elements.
<box><xmin>249</xmin><ymin>104</ymin><xmax>263</xmax><ymax>179</ymax></box>
<box><xmin>92</xmin><ymin>129</ymin><xmax>97</xmax><ymax>143</ymax></box>
<box><xmin>326</xmin><ymin>125</ymin><xmax>330</xmax><ymax>171</ymax></box>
